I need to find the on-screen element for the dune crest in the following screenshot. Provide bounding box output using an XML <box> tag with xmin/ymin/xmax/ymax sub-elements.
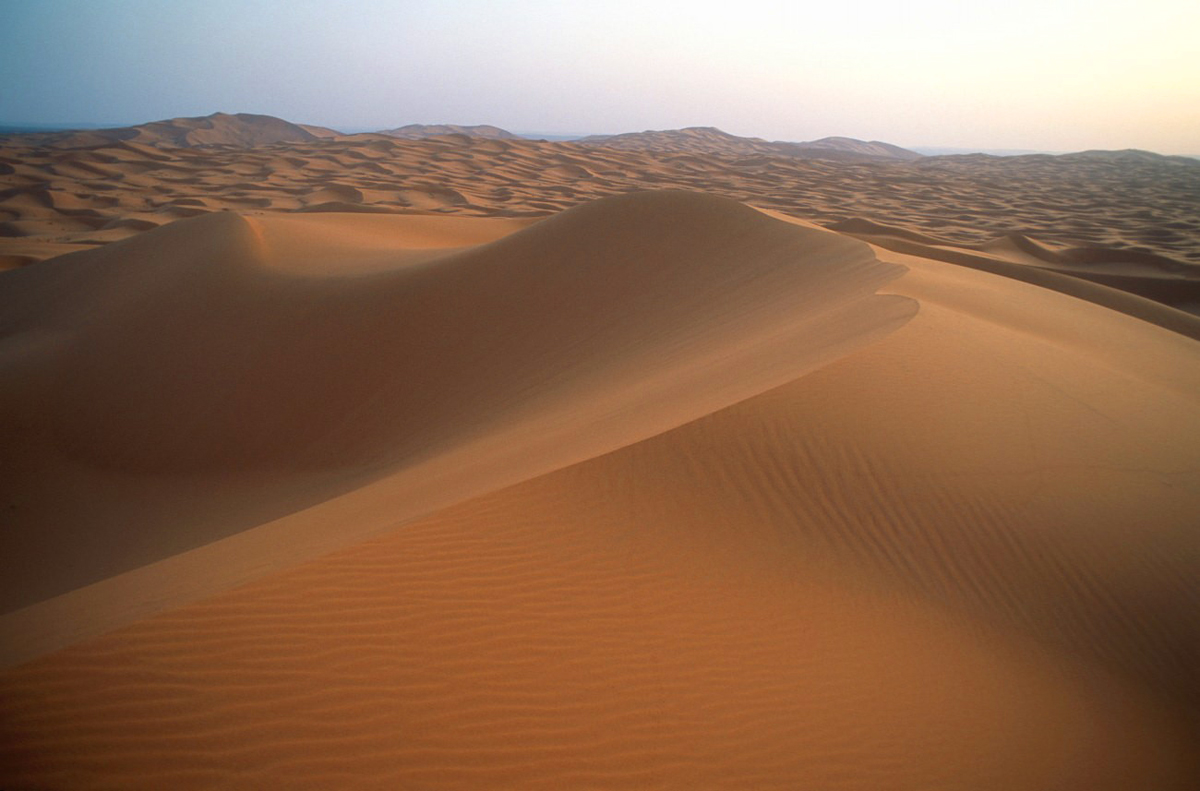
<box><xmin>380</xmin><ymin>123</ymin><xmax>519</xmax><ymax>140</ymax></box>
<box><xmin>830</xmin><ymin>217</ymin><xmax>1200</xmax><ymax>327</ymax></box>
<box><xmin>578</xmin><ymin>126</ymin><xmax>921</xmax><ymax>161</ymax></box>
<box><xmin>0</xmin><ymin>112</ymin><xmax>324</xmax><ymax>150</ymax></box>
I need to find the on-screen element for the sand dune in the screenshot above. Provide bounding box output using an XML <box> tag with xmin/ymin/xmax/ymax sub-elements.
<box><xmin>577</xmin><ymin>126</ymin><xmax>921</xmax><ymax>161</ymax></box>
<box><xmin>0</xmin><ymin>112</ymin><xmax>324</xmax><ymax>150</ymax></box>
<box><xmin>1</xmin><ymin>186</ymin><xmax>1198</xmax><ymax>788</ymax></box>
<box><xmin>798</xmin><ymin>135</ymin><xmax>923</xmax><ymax>160</ymax></box>
<box><xmin>0</xmin><ymin>191</ymin><xmax>912</xmax><ymax>626</ymax></box>
<box><xmin>381</xmin><ymin>123</ymin><xmax>520</xmax><ymax>140</ymax></box>
<box><xmin>2</xmin><ymin>130</ymin><xmax>1196</xmax><ymax>321</ymax></box>
<box><xmin>297</xmin><ymin>123</ymin><xmax>343</xmax><ymax>139</ymax></box>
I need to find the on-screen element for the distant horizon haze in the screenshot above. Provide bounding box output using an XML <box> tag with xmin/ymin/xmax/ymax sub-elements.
<box><xmin>1</xmin><ymin>0</ymin><xmax>1197</xmax><ymax>156</ymax></box>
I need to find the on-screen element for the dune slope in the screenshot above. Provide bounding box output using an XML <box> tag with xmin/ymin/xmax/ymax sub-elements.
<box><xmin>0</xmin><ymin>191</ymin><xmax>912</xmax><ymax>622</ymax></box>
<box><xmin>1</xmin><ymin>192</ymin><xmax>1198</xmax><ymax>789</ymax></box>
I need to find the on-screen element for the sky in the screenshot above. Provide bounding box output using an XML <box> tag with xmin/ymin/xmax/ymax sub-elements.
<box><xmin>1</xmin><ymin>0</ymin><xmax>1198</xmax><ymax>154</ymax></box>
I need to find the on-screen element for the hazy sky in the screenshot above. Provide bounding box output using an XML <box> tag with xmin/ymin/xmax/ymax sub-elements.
<box><xmin>1</xmin><ymin>0</ymin><xmax>1198</xmax><ymax>153</ymax></box>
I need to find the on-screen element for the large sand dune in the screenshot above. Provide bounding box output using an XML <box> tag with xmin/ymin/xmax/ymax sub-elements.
<box><xmin>0</xmin><ymin>192</ymin><xmax>911</xmax><ymax>616</ymax></box>
<box><xmin>1</xmin><ymin>187</ymin><xmax>1198</xmax><ymax>788</ymax></box>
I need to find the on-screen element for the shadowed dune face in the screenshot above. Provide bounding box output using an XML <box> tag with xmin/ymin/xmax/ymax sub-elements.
<box><xmin>0</xmin><ymin>191</ymin><xmax>914</xmax><ymax>616</ymax></box>
<box><xmin>8</xmin><ymin>192</ymin><xmax>906</xmax><ymax>475</ymax></box>
<box><xmin>0</xmin><ymin>187</ymin><xmax>1198</xmax><ymax>789</ymax></box>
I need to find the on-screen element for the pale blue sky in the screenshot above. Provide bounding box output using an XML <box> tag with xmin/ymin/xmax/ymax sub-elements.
<box><xmin>1</xmin><ymin>0</ymin><xmax>1197</xmax><ymax>153</ymax></box>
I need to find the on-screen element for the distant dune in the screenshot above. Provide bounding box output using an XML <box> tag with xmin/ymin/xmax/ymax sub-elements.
<box><xmin>379</xmin><ymin>123</ymin><xmax>520</xmax><ymax>140</ymax></box>
<box><xmin>1</xmin><ymin>115</ymin><xmax>1199</xmax><ymax>789</ymax></box>
<box><xmin>1</xmin><ymin>122</ymin><xmax>1195</xmax><ymax>303</ymax></box>
<box><xmin>297</xmin><ymin>122</ymin><xmax>343</xmax><ymax>138</ymax></box>
<box><xmin>0</xmin><ymin>115</ymin><xmax>527</xmax><ymax>148</ymax></box>
<box><xmin>0</xmin><ymin>112</ymin><xmax>323</xmax><ymax>149</ymax></box>
<box><xmin>578</xmin><ymin>126</ymin><xmax>922</xmax><ymax>161</ymax></box>
<box><xmin>797</xmin><ymin>135</ymin><xmax>922</xmax><ymax>160</ymax></box>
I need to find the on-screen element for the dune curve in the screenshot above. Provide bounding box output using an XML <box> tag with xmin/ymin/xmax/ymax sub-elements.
<box><xmin>0</xmin><ymin>191</ymin><xmax>914</xmax><ymax>628</ymax></box>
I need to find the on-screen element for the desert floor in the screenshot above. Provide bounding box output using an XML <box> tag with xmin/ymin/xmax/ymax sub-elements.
<box><xmin>1</xmin><ymin>136</ymin><xmax>1198</xmax><ymax>789</ymax></box>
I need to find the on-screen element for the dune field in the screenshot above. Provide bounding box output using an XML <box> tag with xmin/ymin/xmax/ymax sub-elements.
<box><xmin>3</xmin><ymin>127</ymin><xmax>1199</xmax><ymax>288</ymax></box>
<box><xmin>1</xmin><ymin>123</ymin><xmax>1199</xmax><ymax>789</ymax></box>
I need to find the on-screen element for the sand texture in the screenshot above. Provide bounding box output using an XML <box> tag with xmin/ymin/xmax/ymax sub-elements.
<box><xmin>1</xmin><ymin>131</ymin><xmax>1199</xmax><ymax>789</ymax></box>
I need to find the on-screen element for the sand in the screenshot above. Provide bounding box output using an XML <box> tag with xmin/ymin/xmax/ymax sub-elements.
<box><xmin>2</xmin><ymin>131</ymin><xmax>1198</xmax><ymax>302</ymax></box>
<box><xmin>1</xmin><ymin>130</ymin><xmax>1199</xmax><ymax>789</ymax></box>
<box><xmin>575</xmin><ymin>126</ymin><xmax>923</xmax><ymax>161</ymax></box>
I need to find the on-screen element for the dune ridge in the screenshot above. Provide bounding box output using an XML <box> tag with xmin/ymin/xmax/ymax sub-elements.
<box><xmin>576</xmin><ymin>126</ymin><xmax>921</xmax><ymax>161</ymax></box>
<box><xmin>380</xmin><ymin>123</ymin><xmax>519</xmax><ymax>140</ymax></box>
<box><xmin>0</xmin><ymin>112</ymin><xmax>323</xmax><ymax>150</ymax></box>
<box><xmin>1</xmin><ymin>188</ymin><xmax>1198</xmax><ymax>788</ymax></box>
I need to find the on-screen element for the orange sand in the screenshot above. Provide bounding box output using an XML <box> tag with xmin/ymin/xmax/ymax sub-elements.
<box><xmin>3</xmin><ymin>123</ymin><xmax>1198</xmax><ymax>317</ymax></box>
<box><xmin>0</xmin><ymin>134</ymin><xmax>1198</xmax><ymax>789</ymax></box>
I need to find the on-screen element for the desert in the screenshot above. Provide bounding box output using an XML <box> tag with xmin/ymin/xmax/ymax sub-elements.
<box><xmin>0</xmin><ymin>108</ymin><xmax>1197</xmax><ymax>789</ymax></box>
<box><xmin>2</xmin><ymin>1</ymin><xmax>1200</xmax><ymax>785</ymax></box>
